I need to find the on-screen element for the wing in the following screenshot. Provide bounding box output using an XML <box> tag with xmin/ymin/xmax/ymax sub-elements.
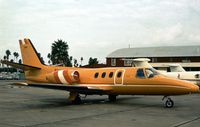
<box><xmin>1</xmin><ymin>60</ymin><xmax>41</xmax><ymax>70</ymax></box>
<box><xmin>13</xmin><ymin>82</ymin><xmax>112</xmax><ymax>95</ymax></box>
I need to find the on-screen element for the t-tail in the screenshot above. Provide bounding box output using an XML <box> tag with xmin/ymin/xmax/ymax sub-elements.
<box><xmin>167</xmin><ymin>64</ymin><xmax>186</xmax><ymax>72</ymax></box>
<box><xmin>19</xmin><ymin>38</ymin><xmax>44</xmax><ymax>68</ymax></box>
<box><xmin>1</xmin><ymin>38</ymin><xmax>44</xmax><ymax>71</ymax></box>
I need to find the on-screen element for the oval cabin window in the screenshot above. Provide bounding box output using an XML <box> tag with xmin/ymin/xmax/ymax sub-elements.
<box><xmin>102</xmin><ymin>72</ymin><xmax>106</xmax><ymax>78</ymax></box>
<box><xmin>94</xmin><ymin>72</ymin><xmax>99</xmax><ymax>78</ymax></box>
<box><xmin>117</xmin><ymin>72</ymin><xmax>122</xmax><ymax>78</ymax></box>
<box><xmin>109</xmin><ymin>72</ymin><xmax>113</xmax><ymax>78</ymax></box>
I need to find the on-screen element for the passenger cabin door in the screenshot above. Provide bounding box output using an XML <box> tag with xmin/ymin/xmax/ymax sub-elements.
<box><xmin>114</xmin><ymin>69</ymin><xmax>125</xmax><ymax>85</ymax></box>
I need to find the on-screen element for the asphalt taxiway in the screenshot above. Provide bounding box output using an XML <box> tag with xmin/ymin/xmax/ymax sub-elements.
<box><xmin>0</xmin><ymin>81</ymin><xmax>200</xmax><ymax>127</ymax></box>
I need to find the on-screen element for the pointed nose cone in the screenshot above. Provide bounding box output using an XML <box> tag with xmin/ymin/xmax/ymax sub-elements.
<box><xmin>190</xmin><ymin>83</ymin><xmax>199</xmax><ymax>93</ymax></box>
<box><xmin>174</xmin><ymin>79</ymin><xmax>199</xmax><ymax>94</ymax></box>
<box><xmin>184</xmin><ymin>80</ymin><xmax>200</xmax><ymax>93</ymax></box>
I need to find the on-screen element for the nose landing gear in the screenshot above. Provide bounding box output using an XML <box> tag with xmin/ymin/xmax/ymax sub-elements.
<box><xmin>162</xmin><ymin>96</ymin><xmax>174</xmax><ymax>108</ymax></box>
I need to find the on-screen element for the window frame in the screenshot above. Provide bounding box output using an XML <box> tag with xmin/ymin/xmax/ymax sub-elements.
<box><xmin>111</xmin><ymin>58</ymin><xmax>116</xmax><ymax>66</ymax></box>
<box><xmin>124</xmin><ymin>60</ymin><xmax>132</xmax><ymax>66</ymax></box>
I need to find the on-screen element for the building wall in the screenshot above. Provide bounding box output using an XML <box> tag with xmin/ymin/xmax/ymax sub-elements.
<box><xmin>106</xmin><ymin>57</ymin><xmax>200</xmax><ymax>71</ymax></box>
<box><xmin>107</xmin><ymin>58</ymin><xmax>125</xmax><ymax>67</ymax></box>
<box><xmin>150</xmin><ymin>57</ymin><xmax>200</xmax><ymax>62</ymax></box>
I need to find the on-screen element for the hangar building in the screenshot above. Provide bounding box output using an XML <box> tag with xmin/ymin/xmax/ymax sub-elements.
<box><xmin>106</xmin><ymin>45</ymin><xmax>200</xmax><ymax>71</ymax></box>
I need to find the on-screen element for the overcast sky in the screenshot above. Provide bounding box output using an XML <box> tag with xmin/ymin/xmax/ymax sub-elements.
<box><xmin>1</xmin><ymin>0</ymin><xmax>200</xmax><ymax>65</ymax></box>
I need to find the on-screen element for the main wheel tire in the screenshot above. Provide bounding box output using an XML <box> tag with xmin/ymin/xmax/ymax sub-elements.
<box><xmin>72</xmin><ymin>95</ymin><xmax>81</xmax><ymax>104</ymax></box>
<box><xmin>165</xmin><ymin>99</ymin><xmax>174</xmax><ymax>108</ymax></box>
<box><xmin>108</xmin><ymin>95</ymin><xmax>117</xmax><ymax>102</ymax></box>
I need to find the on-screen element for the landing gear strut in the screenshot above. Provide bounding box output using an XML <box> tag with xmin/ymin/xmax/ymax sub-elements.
<box><xmin>162</xmin><ymin>96</ymin><xmax>174</xmax><ymax>108</ymax></box>
<box><xmin>108</xmin><ymin>95</ymin><xmax>117</xmax><ymax>102</ymax></box>
<box><xmin>68</xmin><ymin>92</ymin><xmax>82</xmax><ymax>104</ymax></box>
<box><xmin>72</xmin><ymin>95</ymin><xmax>81</xmax><ymax>104</ymax></box>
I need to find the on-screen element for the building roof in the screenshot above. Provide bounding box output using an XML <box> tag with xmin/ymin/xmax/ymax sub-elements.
<box><xmin>107</xmin><ymin>45</ymin><xmax>200</xmax><ymax>58</ymax></box>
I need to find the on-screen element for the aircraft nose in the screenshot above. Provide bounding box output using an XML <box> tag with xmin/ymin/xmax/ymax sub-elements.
<box><xmin>184</xmin><ymin>81</ymin><xmax>200</xmax><ymax>93</ymax></box>
<box><xmin>190</xmin><ymin>83</ymin><xmax>199</xmax><ymax>93</ymax></box>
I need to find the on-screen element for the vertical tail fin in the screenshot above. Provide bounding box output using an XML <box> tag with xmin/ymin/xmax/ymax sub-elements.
<box><xmin>167</xmin><ymin>64</ymin><xmax>186</xmax><ymax>72</ymax></box>
<box><xmin>132</xmin><ymin>58</ymin><xmax>153</xmax><ymax>68</ymax></box>
<box><xmin>19</xmin><ymin>38</ymin><xmax>44</xmax><ymax>68</ymax></box>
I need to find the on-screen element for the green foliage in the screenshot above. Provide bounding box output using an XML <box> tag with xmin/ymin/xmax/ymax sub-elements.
<box><xmin>3</xmin><ymin>56</ymin><xmax>6</xmax><ymax>60</ymax></box>
<box><xmin>50</xmin><ymin>39</ymin><xmax>72</xmax><ymax>67</ymax></box>
<box><xmin>88</xmin><ymin>57</ymin><xmax>99</xmax><ymax>65</ymax></box>
<box><xmin>73</xmin><ymin>59</ymin><xmax>78</xmax><ymax>67</ymax></box>
<box><xmin>47</xmin><ymin>53</ymin><xmax>51</xmax><ymax>65</ymax></box>
<box><xmin>18</xmin><ymin>59</ymin><xmax>22</xmax><ymax>64</ymax></box>
<box><xmin>13</xmin><ymin>52</ymin><xmax>19</xmax><ymax>62</ymax></box>
<box><xmin>37</xmin><ymin>53</ymin><xmax>45</xmax><ymax>64</ymax></box>
<box><xmin>80</xmin><ymin>57</ymin><xmax>83</xmax><ymax>66</ymax></box>
<box><xmin>5</xmin><ymin>50</ymin><xmax>11</xmax><ymax>60</ymax></box>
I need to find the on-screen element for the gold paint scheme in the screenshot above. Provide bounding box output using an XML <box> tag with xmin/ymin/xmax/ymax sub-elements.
<box><xmin>1</xmin><ymin>38</ymin><xmax>199</xmax><ymax>107</ymax></box>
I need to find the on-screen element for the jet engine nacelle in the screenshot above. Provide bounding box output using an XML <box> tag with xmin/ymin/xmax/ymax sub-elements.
<box><xmin>46</xmin><ymin>70</ymin><xmax>80</xmax><ymax>84</ymax></box>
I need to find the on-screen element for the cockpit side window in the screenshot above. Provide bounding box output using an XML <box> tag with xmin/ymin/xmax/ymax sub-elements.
<box><xmin>136</xmin><ymin>69</ymin><xmax>145</xmax><ymax>78</ymax></box>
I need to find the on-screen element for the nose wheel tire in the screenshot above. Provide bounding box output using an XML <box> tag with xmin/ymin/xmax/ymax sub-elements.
<box><xmin>165</xmin><ymin>98</ymin><xmax>174</xmax><ymax>108</ymax></box>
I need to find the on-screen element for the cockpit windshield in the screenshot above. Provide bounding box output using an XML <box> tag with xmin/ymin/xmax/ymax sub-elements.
<box><xmin>136</xmin><ymin>68</ymin><xmax>159</xmax><ymax>79</ymax></box>
<box><xmin>145</xmin><ymin>68</ymin><xmax>159</xmax><ymax>78</ymax></box>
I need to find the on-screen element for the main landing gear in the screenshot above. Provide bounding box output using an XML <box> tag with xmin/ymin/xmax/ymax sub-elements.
<box><xmin>162</xmin><ymin>96</ymin><xmax>174</xmax><ymax>108</ymax></box>
<box><xmin>68</xmin><ymin>92</ymin><xmax>82</xmax><ymax>104</ymax></box>
<box><xmin>72</xmin><ymin>95</ymin><xmax>81</xmax><ymax>104</ymax></box>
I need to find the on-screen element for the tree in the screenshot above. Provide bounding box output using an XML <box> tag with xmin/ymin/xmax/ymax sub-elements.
<box><xmin>18</xmin><ymin>59</ymin><xmax>22</xmax><ymax>64</ymax></box>
<box><xmin>80</xmin><ymin>57</ymin><xmax>83</xmax><ymax>66</ymax></box>
<box><xmin>70</xmin><ymin>56</ymin><xmax>73</xmax><ymax>64</ymax></box>
<box><xmin>47</xmin><ymin>53</ymin><xmax>51</xmax><ymax>65</ymax></box>
<box><xmin>2</xmin><ymin>56</ymin><xmax>7</xmax><ymax>67</ymax></box>
<box><xmin>50</xmin><ymin>39</ymin><xmax>72</xmax><ymax>66</ymax></box>
<box><xmin>13</xmin><ymin>52</ymin><xmax>19</xmax><ymax>62</ymax></box>
<box><xmin>3</xmin><ymin>56</ymin><xmax>6</xmax><ymax>60</ymax></box>
<box><xmin>88</xmin><ymin>57</ymin><xmax>99</xmax><ymax>65</ymax></box>
<box><xmin>37</xmin><ymin>53</ymin><xmax>45</xmax><ymax>64</ymax></box>
<box><xmin>5</xmin><ymin>50</ymin><xmax>11</xmax><ymax>60</ymax></box>
<box><xmin>73</xmin><ymin>59</ymin><xmax>78</xmax><ymax>67</ymax></box>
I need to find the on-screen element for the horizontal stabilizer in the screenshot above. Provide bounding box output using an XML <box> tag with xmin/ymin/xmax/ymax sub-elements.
<box><xmin>1</xmin><ymin>60</ymin><xmax>41</xmax><ymax>70</ymax></box>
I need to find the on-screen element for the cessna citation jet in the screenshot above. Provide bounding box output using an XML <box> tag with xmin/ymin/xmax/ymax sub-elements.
<box><xmin>1</xmin><ymin>39</ymin><xmax>199</xmax><ymax>108</ymax></box>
